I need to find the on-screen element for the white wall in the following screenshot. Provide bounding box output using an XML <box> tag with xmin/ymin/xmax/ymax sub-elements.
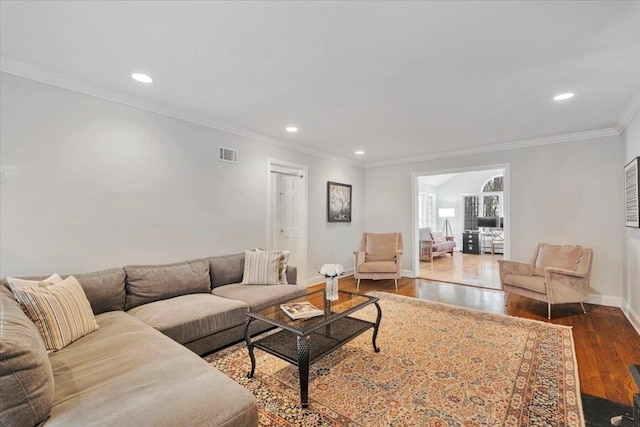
<box><xmin>621</xmin><ymin>111</ymin><xmax>640</xmax><ymax>329</ymax></box>
<box><xmin>0</xmin><ymin>73</ymin><xmax>364</xmax><ymax>283</ymax></box>
<box><xmin>364</xmin><ymin>135</ymin><xmax>624</xmax><ymax>303</ymax></box>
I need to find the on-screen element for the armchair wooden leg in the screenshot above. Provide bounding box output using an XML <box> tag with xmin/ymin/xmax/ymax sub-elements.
<box><xmin>504</xmin><ymin>292</ymin><xmax>510</xmax><ymax>306</ymax></box>
<box><xmin>394</xmin><ymin>278</ymin><xmax>398</xmax><ymax>291</ymax></box>
<box><xmin>580</xmin><ymin>302</ymin><xmax>586</xmax><ymax>314</ymax></box>
<box><xmin>356</xmin><ymin>278</ymin><xmax>360</xmax><ymax>292</ymax></box>
<box><xmin>548</xmin><ymin>303</ymin><xmax>551</xmax><ymax>320</ymax></box>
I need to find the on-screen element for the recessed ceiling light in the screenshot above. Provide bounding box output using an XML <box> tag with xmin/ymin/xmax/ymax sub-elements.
<box><xmin>553</xmin><ymin>92</ymin><xmax>574</xmax><ymax>101</ymax></box>
<box><xmin>285</xmin><ymin>126</ymin><xmax>298</xmax><ymax>132</ymax></box>
<box><xmin>355</xmin><ymin>150</ymin><xmax>365</xmax><ymax>155</ymax></box>
<box><xmin>131</xmin><ymin>73</ymin><xmax>153</xmax><ymax>83</ymax></box>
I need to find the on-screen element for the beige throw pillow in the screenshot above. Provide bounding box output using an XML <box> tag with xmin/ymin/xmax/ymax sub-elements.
<box><xmin>252</xmin><ymin>249</ymin><xmax>289</xmax><ymax>284</ymax></box>
<box><xmin>10</xmin><ymin>276</ymin><xmax>99</xmax><ymax>353</ymax></box>
<box><xmin>242</xmin><ymin>250</ymin><xmax>282</xmax><ymax>285</ymax></box>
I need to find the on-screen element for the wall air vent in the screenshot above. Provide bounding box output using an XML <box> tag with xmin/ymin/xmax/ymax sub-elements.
<box><xmin>218</xmin><ymin>147</ymin><xmax>238</xmax><ymax>164</ymax></box>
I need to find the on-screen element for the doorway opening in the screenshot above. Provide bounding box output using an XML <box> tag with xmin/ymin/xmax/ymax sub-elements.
<box><xmin>267</xmin><ymin>159</ymin><xmax>308</xmax><ymax>285</ymax></box>
<box><xmin>412</xmin><ymin>164</ymin><xmax>510</xmax><ymax>290</ymax></box>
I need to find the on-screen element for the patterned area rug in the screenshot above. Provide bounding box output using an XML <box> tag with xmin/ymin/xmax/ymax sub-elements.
<box><xmin>205</xmin><ymin>292</ymin><xmax>584</xmax><ymax>426</ymax></box>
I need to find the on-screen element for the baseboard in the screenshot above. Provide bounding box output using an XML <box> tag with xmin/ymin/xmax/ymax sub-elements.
<box><xmin>402</xmin><ymin>269</ymin><xmax>415</xmax><ymax>278</ymax></box>
<box><xmin>587</xmin><ymin>293</ymin><xmax>622</xmax><ymax>307</ymax></box>
<box><xmin>622</xmin><ymin>299</ymin><xmax>640</xmax><ymax>336</ymax></box>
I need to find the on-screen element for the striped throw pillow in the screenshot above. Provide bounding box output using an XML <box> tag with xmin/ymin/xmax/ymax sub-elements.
<box><xmin>11</xmin><ymin>276</ymin><xmax>99</xmax><ymax>353</ymax></box>
<box><xmin>254</xmin><ymin>249</ymin><xmax>289</xmax><ymax>284</ymax></box>
<box><xmin>242</xmin><ymin>249</ymin><xmax>282</xmax><ymax>285</ymax></box>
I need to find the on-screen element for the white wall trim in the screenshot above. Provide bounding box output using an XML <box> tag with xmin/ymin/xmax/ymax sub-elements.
<box><xmin>0</xmin><ymin>57</ymin><xmax>363</xmax><ymax>167</ymax></box>
<box><xmin>411</xmin><ymin>163</ymin><xmax>511</xmax><ymax>278</ymax></box>
<box><xmin>622</xmin><ymin>299</ymin><xmax>640</xmax><ymax>336</ymax></box>
<box><xmin>365</xmin><ymin>128</ymin><xmax>619</xmax><ymax>168</ymax></box>
<box><xmin>587</xmin><ymin>293</ymin><xmax>622</xmax><ymax>308</ymax></box>
<box><xmin>2</xmin><ymin>57</ymin><xmax>629</xmax><ymax>170</ymax></box>
<box><xmin>615</xmin><ymin>89</ymin><xmax>640</xmax><ymax>134</ymax></box>
<box><xmin>267</xmin><ymin>159</ymin><xmax>309</xmax><ymax>285</ymax></box>
<box><xmin>401</xmin><ymin>269</ymin><xmax>415</xmax><ymax>278</ymax></box>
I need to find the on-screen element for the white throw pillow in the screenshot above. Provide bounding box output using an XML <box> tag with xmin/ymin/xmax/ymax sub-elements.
<box><xmin>431</xmin><ymin>231</ymin><xmax>447</xmax><ymax>244</ymax></box>
<box><xmin>7</xmin><ymin>273</ymin><xmax>64</xmax><ymax>289</ymax></box>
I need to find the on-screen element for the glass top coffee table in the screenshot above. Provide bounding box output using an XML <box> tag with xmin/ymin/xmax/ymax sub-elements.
<box><xmin>244</xmin><ymin>289</ymin><xmax>382</xmax><ymax>408</ymax></box>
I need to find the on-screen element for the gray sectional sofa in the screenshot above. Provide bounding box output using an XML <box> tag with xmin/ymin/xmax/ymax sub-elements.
<box><xmin>0</xmin><ymin>252</ymin><xmax>307</xmax><ymax>427</ymax></box>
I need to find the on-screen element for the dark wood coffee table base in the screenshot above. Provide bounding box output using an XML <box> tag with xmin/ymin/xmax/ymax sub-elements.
<box><xmin>244</xmin><ymin>302</ymin><xmax>381</xmax><ymax>408</ymax></box>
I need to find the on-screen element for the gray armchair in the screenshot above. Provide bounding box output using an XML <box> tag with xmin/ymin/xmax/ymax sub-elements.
<box><xmin>497</xmin><ymin>243</ymin><xmax>593</xmax><ymax>319</ymax></box>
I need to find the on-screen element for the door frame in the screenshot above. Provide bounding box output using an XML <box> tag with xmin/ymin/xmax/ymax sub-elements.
<box><xmin>267</xmin><ymin>158</ymin><xmax>308</xmax><ymax>285</ymax></box>
<box><xmin>411</xmin><ymin>163</ymin><xmax>511</xmax><ymax>278</ymax></box>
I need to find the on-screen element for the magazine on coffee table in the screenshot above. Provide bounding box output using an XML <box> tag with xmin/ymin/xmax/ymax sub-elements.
<box><xmin>280</xmin><ymin>302</ymin><xmax>323</xmax><ymax>320</ymax></box>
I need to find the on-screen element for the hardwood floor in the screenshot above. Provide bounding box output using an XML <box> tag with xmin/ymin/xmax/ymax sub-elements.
<box><xmin>418</xmin><ymin>251</ymin><xmax>502</xmax><ymax>289</ymax></box>
<box><xmin>308</xmin><ymin>276</ymin><xmax>640</xmax><ymax>405</ymax></box>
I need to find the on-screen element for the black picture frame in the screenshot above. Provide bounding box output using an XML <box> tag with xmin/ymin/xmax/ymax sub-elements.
<box><xmin>625</xmin><ymin>156</ymin><xmax>640</xmax><ymax>228</ymax></box>
<box><xmin>327</xmin><ymin>181</ymin><xmax>352</xmax><ymax>223</ymax></box>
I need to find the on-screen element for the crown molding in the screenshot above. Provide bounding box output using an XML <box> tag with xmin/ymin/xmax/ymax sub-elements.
<box><xmin>364</xmin><ymin>128</ymin><xmax>620</xmax><ymax>168</ymax></box>
<box><xmin>0</xmin><ymin>57</ymin><xmax>364</xmax><ymax>167</ymax></box>
<box><xmin>614</xmin><ymin>89</ymin><xmax>640</xmax><ymax>134</ymax></box>
<box><xmin>0</xmin><ymin>57</ymin><xmax>626</xmax><ymax>170</ymax></box>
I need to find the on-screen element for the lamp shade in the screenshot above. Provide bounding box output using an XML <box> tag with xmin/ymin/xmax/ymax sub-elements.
<box><xmin>438</xmin><ymin>208</ymin><xmax>455</xmax><ymax>218</ymax></box>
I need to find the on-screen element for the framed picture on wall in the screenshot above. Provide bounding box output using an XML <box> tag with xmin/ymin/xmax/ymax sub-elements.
<box><xmin>625</xmin><ymin>156</ymin><xmax>640</xmax><ymax>228</ymax></box>
<box><xmin>327</xmin><ymin>181</ymin><xmax>352</xmax><ymax>222</ymax></box>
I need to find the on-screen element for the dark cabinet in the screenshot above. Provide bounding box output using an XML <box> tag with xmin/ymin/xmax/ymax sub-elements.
<box><xmin>462</xmin><ymin>232</ymin><xmax>480</xmax><ymax>254</ymax></box>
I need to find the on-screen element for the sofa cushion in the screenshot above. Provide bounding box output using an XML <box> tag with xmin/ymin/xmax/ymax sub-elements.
<box><xmin>127</xmin><ymin>294</ymin><xmax>249</xmax><ymax>344</ymax></box>
<box><xmin>47</xmin><ymin>311</ymin><xmax>258</xmax><ymax>427</ymax></box>
<box><xmin>124</xmin><ymin>259</ymin><xmax>211</xmax><ymax>310</ymax></box>
<box><xmin>533</xmin><ymin>244</ymin><xmax>583</xmax><ymax>277</ymax></box>
<box><xmin>433</xmin><ymin>241</ymin><xmax>456</xmax><ymax>252</ymax></box>
<box><xmin>504</xmin><ymin>274</ymin><xmax>547</xmax><ymax>294</ymax></box>
<box><xmin>207</xmin><ymin>253</ymin><xmax>245</xmax><ymax>288</ymax></box>
<box><xmin>365</xmin><ymin>233</ymin><xmax>400</xmax><ymax>261</ymax></box>
<box><xmin>241</xmin><ymin>250</ymin><xmax>282</xmax><ymax>285</ymax></box>
<box><xmin>0</xmin><ymin>292</ymin><xmax>54</xmax><ymax>427</ymax></box>
<box><xmin>357</xmin><ymin>260</ymin><xmax>398</xmax><ymax>273</ymax></box>
<box><xmin>2</xmin><ymin>268</ymin><xmax>126</xmax><ymax>315</ymax></box>
<box><xmin>71</xmin><ymin>268</ymin><xmax>126</xmax><ymax>314</ymax></box>
<box><xmin>212</xmin><ymin>283</ymin><xmax>308</xmax><ymax>312</ymax></box>
<box><xmin>10</xmin><ymin>276</ymin><xmax>99</xmax><ymax>353</ymax></box>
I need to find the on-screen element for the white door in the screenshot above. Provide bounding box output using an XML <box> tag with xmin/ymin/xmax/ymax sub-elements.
<box><xmin>268</xmin><ymin>159</ymin><xmax>308</xmax><ymax>285</ymax></box>
<box><xmin>277</xmin><ymin>174</ymin><xmax>301</xmax><ymax>271</ymax></box>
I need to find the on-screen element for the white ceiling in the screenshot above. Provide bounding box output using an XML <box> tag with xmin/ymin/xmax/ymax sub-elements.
<box><xmin>2</xmin><ymin>1</ymin><xmax>640</xmax><ymax>165</ymax></box>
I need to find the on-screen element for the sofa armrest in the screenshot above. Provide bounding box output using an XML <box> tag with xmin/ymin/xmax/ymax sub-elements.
<box><xmin>286</xmin><ymin>266</ymin><xmax>297</xmax><ymax>284</ymax></box>
<box><xmin>497</xmin><ymin>260</ymin><xmax>533</xmax><ymax>276</ymax></box>
<box><xmin>545</xmin><ymin>267</ymin><xmax>585</xmax><ymax>279</ymax></box>
<box><xmin>353</xmin><ymin>251</ymin><xmax>365</xmax><ymax>272</ymax></box>
<box><xmin>545</xmin><ymin>266</ymin><xmax>590</xmax><ymax>304</ymax></box>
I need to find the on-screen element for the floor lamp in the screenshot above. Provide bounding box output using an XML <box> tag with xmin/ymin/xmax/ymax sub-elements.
<box><xmin>439</xmin><ymin>208</ymin><xmax>455</xmax><ymax>238</ymax></box>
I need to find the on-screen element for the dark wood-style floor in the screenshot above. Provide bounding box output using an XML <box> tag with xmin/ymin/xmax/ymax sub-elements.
<box><xmin>308</xmin><ymin>276</ymin><xmax>640</xmax><ymax>406</ymax></box>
